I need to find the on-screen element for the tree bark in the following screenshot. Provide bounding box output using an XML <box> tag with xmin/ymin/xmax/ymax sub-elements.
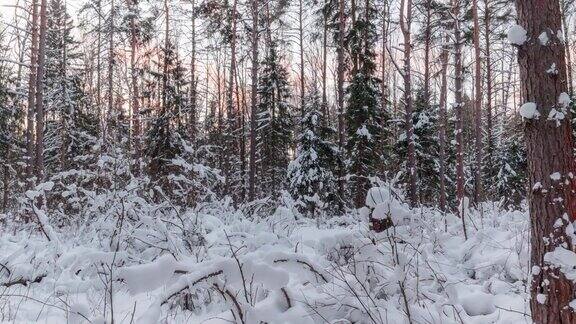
<box><xmin>452</xmin><ymin>0</ymin><xmax>467</xmax><ymax>239</ymax></box>
<box><xmin>561</xmin><ymin>4</ymin><xmax>574</xmax><ymax>95</ymax></box>
<box><xmin>248</xmin><ymin>0</ymin><xmax>259</xmax><ymax>201</ymax></box>
<box><xmin>400</xmin><ymin>0</ymin><xmax>417</xmax><ymax>206</ymax></box>
<box><xmin>381</xmin><ymin>2</ymin><xmax>389</xmax><ymax>118</ymax></box>
<box><xmin>336</xmin><ymin>0</ymin><xmax>346</xmax><ymax>205</ymax></box>
<box><xmin>97</xmin><ymin>0</ymin><xmax>103</xmax><ymax>141</ymax></box>
<box><xmin>484</xmin><ymin>0</ymin><xmax>493</xmax><ymax>199</ymax></box>
<box><xmin>162</xmin><ymin>0</ymin><xmax>169</xmax><ymax>115</ymax></box>
<box><xmin>130</xmin><ymin>0</ymin><xmax>141</xmax><ymax>174</ymax></box>
<box><xmin>189</xmin><ymin>0</ymin><xmax>197</xmax><ymax>143</ymax></box>
<box><xmin>107</xmin><ymin>0</ymin><xmax>115</xmax><ymax>145</ymax></box>
<box><xmin>514</xmin><ymin>0</ymin><xmax>576</xmax><ymax>323</ymax></box>
<box><xmin>422</xmin><ymin>0</ymin><xmax>431</xmax><ymax>102</ymax></box>
<box><xmin>34</xmin><ymin>0</ymin><xmax>48</xmax><ymax>183</ymax></box>
<box><xmin>298</xmin><ymin>0</ymin><xmax>305</xmax><ymax>117</ymax></box>
<box><xmin>26</xmin><ymin>0</ymin><xmax>39</xmax><ymax>184</ymax></box>
<box><xmin>321</xmin><ymin>0</ymin><xmax>328</xmax><ymax>122</ymax></box>
<box><xmin>472</xmin><ymin>0</ymin><xmax>483</xmax><ymax>204</ymax></box>
<box><xmin>438</xmin><ymin>33</ymin><xmax>450</xmax><ymax>214</ymax></box>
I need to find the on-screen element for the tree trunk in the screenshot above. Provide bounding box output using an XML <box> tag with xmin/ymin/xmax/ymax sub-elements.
<box><xmin>299</xmin><ymin>0</ymin><xmax>305</xmax><ymax>117</ymax></box>
<box><xmin>514</xmin><ymin>0</ymin><xmax>576</xmax><ymax>323</ymax></box>
<box><xmin>438</xmin><ymin>33</ymin><xmax>450</xmax><ymax>214</ymax></box>
<box><xmin>336</xmin><ymin>0</ymin><xmax>346</xmax><ymax>205</ymax></box>
<box><xmin>162</xmin><ymin>0</ymin><xmax>169</xmax><ymax>115</ymax></box>
<box><xmin>400</xmin><ymin>0</ymin><xmax>417</xmax><ymax>206</ymax></box>
<box><xmin>422</xmin><ymin>0</ymin><xmax>431</xmax><ymax>102</ymax></box>
<box><xmin>130</xmin><ymin>0</ymin><xmax>141</xmax><ymax>174</ymax></box>
<box><xmin>190</xmin><ymin>0</ymin><xmax>197</xmax><ymax>143</ymax></box>
<box><xmin>97</xmin><ymin>0</ymin><xmax>103</xmax><ymax>142</ymax></box>
<box><xmin>561</xmin><ymin>5</ymin><xmax>574</xmax><ymax>95</ymax></box>
<box><xmin>224</xmin><ymin>0</ymin><xmax>238</xmax><ymax>195</ymax></box>
<box><xmin>484</xmin><ymin>0</ymin><xmax>493</xmax><ymax>199</ymax></box>
<box><xmin>452</xmin><ymin>0</ymin><xmax>467</xmax><ymax>239</ymax></box>
<box><xmin>107</xmin><ymin>0</ymin><xmax>115</xmax><ymax>145</ymax></box>
<box><xmin>321</xmin><ymin>0</ymin><xmax>328</xmax><ymax>122</ymax></box>
<box><xmin>381</xmin><ymin>2</ymin><xmax>389</xmax><ymax>117</ymax></box>
<box><xmin>34</xmin><ymin>0</ymin><xmax>48</xmax><ymax>183</ymax></box>
<box><xmin>248</xmin><ymin>0</ymin><xmax>259</xmax><ymax>201</ymax></box>
<box><xmin>472</xmin><ymin>0</ymin><xmax>483</xmax><ymax>204</ymax></box>
<box><xmin>26</xmin><ymin>0</ymin><xmax>39</xmax><ymax>184</ymax></box>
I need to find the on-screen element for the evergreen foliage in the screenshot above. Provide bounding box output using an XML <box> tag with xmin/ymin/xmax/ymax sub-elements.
<box><xmin>44</xmin><ymin>0</ymin><xmax>99</xmax><ymax>173</ymax></box>
<box><xmin>256</xmin><ymin>41</ymin><xmax>293</xmax><ymax>198</ymax></box>
<box><xmin>344</xmin><ymin>0</ymin><xmax>388</xmax><ymax>207</ymax></box>
<box><xmin>394</xmin><ymin>88</ymin><xmax>440</xmax><ymax>205</ymax></box>
<box><xmin>288</xmin><ymin>87</ymin><xmax>339</xmax><ymax>217</ymax></box>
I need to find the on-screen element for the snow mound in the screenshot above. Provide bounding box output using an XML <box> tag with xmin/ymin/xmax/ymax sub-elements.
<box><xmin>519</xmin><ymin>102</ymin><xmax>538</xmax><ymax>119</ymax></box>
<box><xmin>508</xmin><ymin>25</ymin><xmax>528</xmax><ymax>45</ymax></box>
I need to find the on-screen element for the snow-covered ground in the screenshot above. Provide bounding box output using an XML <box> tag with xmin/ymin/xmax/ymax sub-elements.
<box><xmin>0</xmin><ymin>193</ymin><xmax>531</xmax><ymax>323</ymax></box>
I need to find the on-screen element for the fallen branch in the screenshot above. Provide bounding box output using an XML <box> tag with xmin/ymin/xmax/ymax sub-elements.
<box><xmin>161</xmin><ymin>270</ymin><xmax>223</xmax><ymax>305</ymax></box>
<box><xmin>281</xmin><ymin>287</ymin><xmax>292</xmax><ymax>308</ymax></box>
<box><xmin>213</xmin><ymin>282</ymin><xmax>245</xmax><ymax>324</ymax></box>
<box><xmin>273</xmin><ymin>258</ymin><xmax>328</xmax><ymax>283</ymax></box>
<box><xmin>1</xmin><ymin>274</ymin><xmax>46</xmax><ymax>288</ymax></box>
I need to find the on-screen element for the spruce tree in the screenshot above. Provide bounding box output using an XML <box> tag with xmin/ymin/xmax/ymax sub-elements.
<box><xmin>495</xmin><ymin>118</ymin><xmax>527</xmax><ymax>209</ymax></box>
<box><xmin>0</xmin><ymin>53</ymin><xmax>21</xmax><ymax>211</ymax></box>
<box><xmin>256</xmin><ymin>41</ymin><xmax>293</xmax><ymax>199</ymax></box>
<box><xmin>145</xmin><ymin>41</ymin><xmax>187</xmax><ymax>182</ymax></box>
<box><xmin>288</xmin><ymin>87</ymin><xmax>339</xmax><ymax>217</ymax></box>
<box><xmin>345</xmin><ymin>0</ymin><xmax>388</xmax><ymax>207</ymax></box>
<box><xmin>394</xmin><ymin>88</ymin><xmax>440</xmax><ymax>204</ymax></box>
<box><xmin>44</xmin><ymin>0</ymin><xmax>99</xmax><ymax>174</ymax></box>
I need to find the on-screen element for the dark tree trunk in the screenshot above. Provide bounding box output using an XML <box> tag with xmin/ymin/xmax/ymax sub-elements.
<box><xmin>34</xmin><ymin>0</ymin><xmax>48</xmax><ymax>183</ymax></box>
<box><xmin>189</xmin><ymin>0</ymin><xmax>197</xmax><ymax>143</ymax></box>
<box><xmin>248</xmin><ymin>0</ymin><xmax>259</xmax><ymax>201</ymax></box>
<box><xmin>452</xmin><ymin>0</ymin><xmax>467</xmax><ymax>239</ymax></box>
<box><xmin>438</xmin><ymin>33</ymin><xmax>450</xmax><ymax>214</ymax></box>
<box><xmin>26</xmin><ymin>0</ymin><xmax>39</xmax><ymax>184</ymax></box>
<box><xmin>472</xmin><ymin>0</ymin><xmax>483</xmax><ymax>204</ymax></box>
<box><xmin>561</xmin><ymin>4</ymin><xmax>574</xmax><ymax>94</ymax></box>
<box><xmin>484</xmin><ymin>0</ymin><xmax>493</xmax><ymax>199</ymax></box>
<box><xmin>322</xmin><ymin>0</ymin><xmax>328</xmax><ymax>122</ymax></box>
<box><xmin>130</xmin><ymin>0</ymin><xmax>141</xmax><ymax>175</ymax></box>
<box><xmin>514</xmin><ymin>0</ymin><xmax>576</xmax><ymax>323</ymax></box>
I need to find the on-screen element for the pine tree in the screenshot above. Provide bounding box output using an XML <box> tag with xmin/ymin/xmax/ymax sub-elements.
<box><xmin>345</xmin><ymin>0</ymin><xmax>388</xmax><ymax>207</ymax></box>
<box><xmin>288</xmin><ymin>87</ymin><xmax>339</xmax><ymax>217</ymax></box>
<box><xmin>256</xmin><ymin>41</ymin><xmax>293</xmax><ymax>199</ymax></box>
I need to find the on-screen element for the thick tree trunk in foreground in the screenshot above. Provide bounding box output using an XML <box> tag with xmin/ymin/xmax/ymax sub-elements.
<box><xmin>561</xmin><ymin>4</ymin><xmax>573</xmax><ymax>94</ymax></box>
<box><xmin>514</xmin><ymin>0</ymin><xmax>576</xmax><ymax>323</ymax></box>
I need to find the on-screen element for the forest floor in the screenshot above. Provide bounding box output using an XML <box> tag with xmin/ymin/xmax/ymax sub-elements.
<box><xmin>0</xmin><ymin>197</ymin><xmax>532</xmax><ymax>323</ymax></box>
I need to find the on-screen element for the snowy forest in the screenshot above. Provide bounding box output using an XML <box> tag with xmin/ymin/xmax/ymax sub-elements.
<box><xmin>0</xmin><ymin>0</ymin><xmax>575</xmax><ymax>322</ymax></box>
